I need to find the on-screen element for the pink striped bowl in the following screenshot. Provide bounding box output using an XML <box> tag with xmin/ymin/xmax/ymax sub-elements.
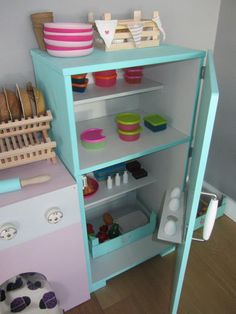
<box><xmin>44</xmin><ymin>33</ymin><xmax>93</xmax><ymax>42</ymax></box>
<box><xmin>44</xmin><ymin>22</ymin><xmax>92</xmax><ymax>33</ymax></box>
<box><xmin>46</xmin><ymin>44</ymin><xmax>94</xmax><ymax>57</ymax></box>
<box><xmin>44</xmin><ymin>38</ymin><xmax>93</xmax><ymax>47</ymax></box>
<box><xmin>44</xmin><ymin>30</ymin><xmax>93</xmax><ymax>37</ymax></box>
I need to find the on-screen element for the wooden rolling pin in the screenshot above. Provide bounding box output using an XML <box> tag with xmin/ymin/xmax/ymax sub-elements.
<box><xmin>0</xmin><ymin>175</ymin><xmax>51</xmax><ymax>193</ymax></box>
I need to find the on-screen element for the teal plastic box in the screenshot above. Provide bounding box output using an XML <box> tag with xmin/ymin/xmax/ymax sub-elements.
<box><xmin>88</xmin><ymin>208</ymin><xmax>157</xmax><ymax>259</ymax></box>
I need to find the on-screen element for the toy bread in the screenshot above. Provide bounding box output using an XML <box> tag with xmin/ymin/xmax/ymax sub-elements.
<box><xmin>26</xmin><ymin>82</ymin><xmax>37</xmax><ymax>116</ymax></box>
<box><xmin>0</xmin><ymin>91</ymin><xmax>11</xmax><ymax>122</ymax></box>
<box><xmin>27</xmin><ymin>82</ymin><xmax>46</xmax><ymax>116</ymax></box>
<box><xmin>4</xmin><ymin>89</ymin><xmax>22</xmax><ymax>120</ymax></box>
<box><xmin>16</xmin><ymin>84</ymin><xmax>33</xmax><ymax>118</ymax></box>
<box><xmin>33</xmin><ymin>87</ymin><xmax>46</xmax><ymax>115</ymax></box>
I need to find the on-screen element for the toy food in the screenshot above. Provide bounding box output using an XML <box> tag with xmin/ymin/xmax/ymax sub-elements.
<box><xmin>97</xmin><ymin>224</ymin><xmax>109</xmax><ymax>243</ymax></box>
<box><xmin>126</xmin><ymin>160</ymin><xmax>141</xmax><ymax>172</ymax></box>
<box><xmin>83</xmin><ymin>176</ymin><xmax>99</xmax><ymax>198</ymax></box>
<box><xmin>0</xmin><ymin>91</ymin><xmax>11</xmax><ymax>122</ymax></box>
<box><xmin>3</xmin><ymin>89</ymin><xmax>22</xmax><ymax>120</ymax></box>
<box><xmin>103</xmin><ymin>212</ymin><xmax>113</xmax><ymax>225</ymax></box>
<box><xmin>80</xmin><ymin>128</ymin><xmax>107</xmax><ymax>149</ymax></box>
<box><xmin>16</xmin><ymin>84</ymin><xmax>33</xmax><ymax>118</ymax></box>
<box><xmin>86</xmin><ymin>223</ymin><xmax>95</xmax><ymax>235</ymax></box>
<box><xmin>108</xmin><ymin>223</ymin><xmax>121</xmax><ymax>239</ymax></box>
<box><xmin>132</xmin><ymin>168</ymin><xmax>148</xmax><ymax>179</ymax></box>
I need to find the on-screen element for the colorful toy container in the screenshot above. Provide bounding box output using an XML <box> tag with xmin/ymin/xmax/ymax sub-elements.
<box><xmin>93</xmin><ymin>70</ymin><xmax>117</xmax><ymax>87</ymax></box>
<box><xmin>123</xmin><ymin>66</ymin><xmax>143</xmax><ymax>84</ymax></box>
<box><xmin>144</xmin><ymin>114</ymin><xmax>167</xmax><ymax>132</ymax></box>
<box><xmin>80</xmin><ymin>128</ymin><xmax>106</xmax><ymax>149</ymax></box>
<box><xmin>116</xmin><ymin>112</ymin><xmax>141</xmax><ymax>131</ymax></box>
<box><xmin>72</xmin><ymin>78</ymin><xmax>89</xmax><ymax>93</ymax></box>
<box><xmin>118</xmin><ymin>128</ymin><xmax>141</xmax><ymax>141</ymax></box>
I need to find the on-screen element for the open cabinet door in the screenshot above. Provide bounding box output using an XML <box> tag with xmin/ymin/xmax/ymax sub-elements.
<box><xmin>170</xmin><ymin>51</ymin><xmax>219</xmax><ymax>314</ymax></box>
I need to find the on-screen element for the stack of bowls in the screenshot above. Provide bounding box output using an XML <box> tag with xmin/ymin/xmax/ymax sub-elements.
<box><xmin>43</xmin><ymin>22</ymin><xmax>94</xmax><ymax>57</ymax></box>
<box><xmin>115</xmin><ymin>112</ymin><xmax>141</xmax><ymax>141</ymax></box>
<box><xmin>71</xmin><ymin>74</ymin><xmax>88</xmax><ymax>93</ymax></box>
<box><xmin>123</xmin><ymin>67</ymin><xmax>143</xmax><ymax>84</ymax></box>
<box><xmin>93</xmin><ymin>70</ymin><xmax>117</xmax><ymax>88</ymax></box>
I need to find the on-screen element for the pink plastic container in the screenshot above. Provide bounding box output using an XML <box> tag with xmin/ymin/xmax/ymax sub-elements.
<box><xmin>124</xmin><ymin>73</ymin><xmax>142</xmax><ymax>84</ymax></box>
<box><xmin>117</xmin><ymin>123</ymin><xmax>139</xmax><ymax>131</ymax></box>
<box><xmin>94</xmin><ymin>70</ymin><xmax>116</xmax><ymax>77</ymax></box>
<box><xmin>124</xmin><ymin>67</ymin><xmax>143</xmax><ymax>76</ymax></box>
<box><xmin>94</xmin><ymin>74</ymin><xmax>117</xmax><ymax>87</ymax></box>
<box><xmin>118</xmin><ymin>128</ymin><xmax>141</xmax><ymax>141</ymax></box>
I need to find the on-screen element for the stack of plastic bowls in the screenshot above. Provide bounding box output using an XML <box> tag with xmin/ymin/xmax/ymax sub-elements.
<box><xmin>93</xmin><ymin>70</ymin><xmax>117</xmax><ymax>87</ymax></box>
<box><xmin>43</xmin><ymin>22</ymin><xmax>94</xmax><ymax>57</ymax></box>
<box><xmin>71</xmin><ymin>74</ymin><xmax>88</xmax><ymax>93</ymax></box>
<box><xmin>123</xmin><ymin>67</ymin><xmax>143</xmax><ymax>84</ymax></box>
<box><xmin>115</xmin><ymin>112</ymin><xmax>141</xmax><ymax>141</ymax></box>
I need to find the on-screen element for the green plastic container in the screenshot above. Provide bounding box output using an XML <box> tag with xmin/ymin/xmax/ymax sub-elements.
<box><xmin>144</xmin><ymin>114</ymin><xmax>167</xmax><ymax>132</ymax></box>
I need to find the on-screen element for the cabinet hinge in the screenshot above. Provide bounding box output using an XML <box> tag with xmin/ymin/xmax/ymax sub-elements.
<box><xmin>188</xmin><ymin>146</ymin><xmax>193</xmax><ymax>158</ymax></box>
<box><xmin>200</xmin><ymin>66</ymin><xmax>206</xmax><ymax>79</ymax></box>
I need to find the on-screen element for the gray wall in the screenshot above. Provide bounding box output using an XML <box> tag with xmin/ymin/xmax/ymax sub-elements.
<box><xmin>206</xmin><ymin>0</ymin><xmax>236</xmax><ymax>200</ymax></box>
<box><xmin>0</xmin><ymin>0</ymin><xmax>220</xmax><ymax>88</ymax></box>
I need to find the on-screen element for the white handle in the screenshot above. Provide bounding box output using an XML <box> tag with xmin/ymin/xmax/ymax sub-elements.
<box><xmin>203</xmin><ymin>198</ymin><xmax>218</xmax><ymax>241</ymax></box>
<box><xmin>21</xmin><ymin>175</ymin><xmax>51</xmax><ymax>187</ymax></box>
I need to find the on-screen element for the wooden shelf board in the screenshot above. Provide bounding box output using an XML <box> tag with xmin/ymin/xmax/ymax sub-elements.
<box><xmin>73</xmin><ymin>78</ymin><xmax>163</xmax><ymax>105</ymax></box>
<box><xmin>84</xmin><ymin>174</ymin><xmax>157</xmax><ymax>209</ymax></box>
<box><xmin>76</xmin><ymin>111</ymin><xmax>190</xmax><ymax>174</ymax></box>
<box><xmin>90</xmin><ymin>235</ymin><xmax>170</xmax><ymax>284</ymax></box>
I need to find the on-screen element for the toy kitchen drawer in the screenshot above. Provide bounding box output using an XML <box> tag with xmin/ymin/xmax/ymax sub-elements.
<box><xmin>0</xmin><ymin>159</ymin><xmax>81</xmax><ymax>250</ymax></box>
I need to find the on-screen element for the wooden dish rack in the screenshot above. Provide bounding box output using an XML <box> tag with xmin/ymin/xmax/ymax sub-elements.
<box><xmin>0</xmin><ymin>111</ymin><xmax>56</xmax><ymax>170</ymax></box>
<box><xmin>89</xmin><ymin>10</ymin><xmax>161</xmax><ymax>52</ymax></box>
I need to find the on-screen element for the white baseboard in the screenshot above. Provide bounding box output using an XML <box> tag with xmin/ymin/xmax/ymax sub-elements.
<box><xmin>204</xmin><ymin>181</ymin><xmax>236</xmax><ymax>222</ymax></box>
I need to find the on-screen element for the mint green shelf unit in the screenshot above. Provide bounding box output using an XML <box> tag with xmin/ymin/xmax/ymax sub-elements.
<box><xmin>31</xmin><ymin>45</ymin><xmax>218</xmax><ymax>314</ymax></box>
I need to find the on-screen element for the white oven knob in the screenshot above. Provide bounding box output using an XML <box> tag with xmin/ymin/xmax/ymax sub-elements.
<box><xmin>0</xmin><ymin>224</ymin><xmax>17</xmax><ymax>240</ymax></box>
<box><xmin>46</xmin><ymin>208</ymin><xmax>63</xmax><ymax>224</ymax></box>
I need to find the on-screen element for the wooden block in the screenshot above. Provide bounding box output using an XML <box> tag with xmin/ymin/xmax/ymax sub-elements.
<box><xmin>133</xmin><ymin>10</ymin><xmax>141</xmax><ymax>21</ymax></box>
<box><xmin>103</xmin><ymin>13</ymin><xmax>111</xmax><ymax>20</ymax></box>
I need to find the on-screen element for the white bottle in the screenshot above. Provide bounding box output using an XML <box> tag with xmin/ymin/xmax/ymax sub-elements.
<box><xmin>123</xmin><ymin>170</ymin><xmax>128</xmax><ymax>184</ymax></box>
<box><xmin>115</xmin><ymin>173</ymin><xmax>121</xmax><ymax>186</ymax></box>
<box><xmin>107</xmin><ymin>176</ymin><xmax>113</xmax><ymax>190</ymax></box>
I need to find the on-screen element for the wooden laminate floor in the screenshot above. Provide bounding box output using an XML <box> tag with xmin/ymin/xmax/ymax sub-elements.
<box><xmin>66</xmin><ymin>216</ymin><xmax>236</xmax><ymax>314</ymax></box>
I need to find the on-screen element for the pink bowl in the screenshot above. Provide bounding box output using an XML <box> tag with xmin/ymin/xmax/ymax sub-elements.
<box><xmin>44</xmin><ymin>22</ymin><xmax>92</xmax><ymax>33</ymax></box>
<box><xmin>46</xmin><ymin>44</ymin><xmax>93</xmax><ymax>51</ymax></box>
<box><xmin>46</xmin><ymin>45</ymin><xmax>94</xmax><ymax>57</ymax></box>
<box><xmin>44</xmin><ymin>38</ymin><xmax>93</xmax><ymax>47</ymax></box>
<box><xmin>44</xmin><ymin>33</ymin><xmax>93</xmax><ymax>42</ymax></box>
<box><xmin>118</xmin><ymin>133</ymin><xmax>140</xmax><ymax>141</ymax></box>
<box><xmin>117</xmin><ymin>122</ymin><xmax>140</xmax><ymax>131</ymax></box>
<box><xmin>44</xmin><ymin>30</ymin><xmax>93</xmax><ymax>36</ymax></box>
